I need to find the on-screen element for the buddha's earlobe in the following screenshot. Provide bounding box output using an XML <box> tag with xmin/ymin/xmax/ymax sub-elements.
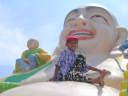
<box><xmin>116</xmin><ymin>26</ymin><xmax>128</xmax><ymax>46</ymax></box>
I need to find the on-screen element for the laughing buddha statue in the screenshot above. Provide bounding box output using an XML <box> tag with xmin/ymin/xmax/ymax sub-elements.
<box><xmin>1</xmin><ymin>4</ymin><xmax>128</xmax><ymax>96</ymax></box>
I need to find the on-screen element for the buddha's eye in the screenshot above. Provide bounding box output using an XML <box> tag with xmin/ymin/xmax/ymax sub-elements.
<box><xmin>90</xmin><ymin>15</ymin><xmax>109</xmax><ymax>24</ymax></box>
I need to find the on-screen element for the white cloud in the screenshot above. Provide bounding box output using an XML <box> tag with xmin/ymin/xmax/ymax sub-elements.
<box><xmin>36</xmin><ymin>23</ymin><xmax>61</xmax><ymax>54</ymax></box>
<box><xmin>116</xmin><ymin>2</ymin><xmax>128</xmax><ymax>17</ymax></box>
<box><xmin>0</xmin><ymin>27</ymin><xmax>28</xmax><ymax>65</ymax></box>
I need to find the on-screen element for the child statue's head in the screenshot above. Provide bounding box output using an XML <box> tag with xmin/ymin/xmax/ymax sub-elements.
<box><xmin>27</xmin><ymin>38</ymin><xmax>39</xmax><ymax>50</ymax></box>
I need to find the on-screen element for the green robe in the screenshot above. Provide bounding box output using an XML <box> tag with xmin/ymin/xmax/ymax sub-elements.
<box><xmin>22</xmin><ymin>48</ymin><xmax>51</xmax><ymax>66</ymax></box>
<box><xmin>15</xmin><ymin>48</ymin><xmax>51</xmax><ymax>73</ymax></box>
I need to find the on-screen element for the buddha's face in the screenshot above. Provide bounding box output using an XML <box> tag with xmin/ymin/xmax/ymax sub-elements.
<box><xmin>61</xmin><ymin>6</ymin><xmax>119</xmax><ymax>54</ymax></box>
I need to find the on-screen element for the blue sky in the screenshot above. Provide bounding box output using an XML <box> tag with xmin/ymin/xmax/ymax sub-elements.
<box><xmin>0</xmin><ymin>0</ymin><xmax>128</xmax><ymax>78</ymax></box>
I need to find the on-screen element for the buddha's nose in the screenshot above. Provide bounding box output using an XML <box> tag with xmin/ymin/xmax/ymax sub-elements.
<box><xmin>75</xmin><ymin>15</ymin><xmax>87</xmax><ymax>27</ymax></box>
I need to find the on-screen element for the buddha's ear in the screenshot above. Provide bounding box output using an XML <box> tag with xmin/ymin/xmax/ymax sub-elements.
<box><xmin>116</xmin><ymin>26</ymin><xmax>128</xmax><ymax>46</ymax></box>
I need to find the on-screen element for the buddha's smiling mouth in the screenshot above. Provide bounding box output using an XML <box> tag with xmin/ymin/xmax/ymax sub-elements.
<box><xmin>68</xmin><ymin>29</ymin><xmax>96</xmax><ymax>40</ymax></box>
